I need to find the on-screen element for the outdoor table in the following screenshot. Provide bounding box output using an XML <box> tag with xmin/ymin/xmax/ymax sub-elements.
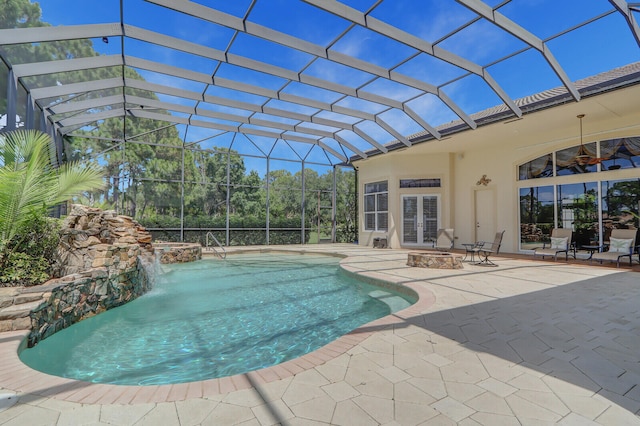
<box><xmin>580</xmin><ymin>244</ymin><xmax>603</xmax><ymax>260</ymax></box>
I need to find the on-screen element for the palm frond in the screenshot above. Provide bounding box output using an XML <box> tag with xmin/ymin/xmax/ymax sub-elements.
<box><xmin>0</xmin><ymin>130</ymin><xmax>105</xmax><ymax>246</ymax></box>
<box><xmin>52</xmin><ymin>162</ymin><xmax>106</xmax><ymax>205</ymax></box>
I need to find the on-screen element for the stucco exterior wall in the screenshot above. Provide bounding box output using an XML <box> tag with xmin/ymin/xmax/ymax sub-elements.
<box><xmin>357</xmin><ymin>152</ymin><xmax>453</xmax><ymax>249</ymax></box>
<box><xmin>355</xmin><ymin>84</ymin><xmax>640</xmax><ymax>254</ymax></box>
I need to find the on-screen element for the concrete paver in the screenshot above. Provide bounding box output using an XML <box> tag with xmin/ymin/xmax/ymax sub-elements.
<box><xmin>1</xmin><ymin>244</ymin><xmax>639</xmax><ymax>425</ymax></box>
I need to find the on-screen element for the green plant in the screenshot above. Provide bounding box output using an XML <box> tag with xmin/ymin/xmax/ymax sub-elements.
<box><xmin>0</xmin><ymin>129</ymin><xmax>104</xmax><ymax>249</ymax></box>
<box><xmin>0</xmin><ymin>252</ymin><xmax>50</xmax><ymax>287</ymax></box>
<box><xmin>336</xmin><ymin>222</ymin><xmax>358</xmax><ymax>243</ymax></box>
<box><xmin>0</xmin><ymin>129</ymin><xmax>105</xmax><ymax>286</ymax></box>
<box><xmin>0</xmin><ymin>208</ymin><xmax>60</xmax><ymax>286</ymax></box>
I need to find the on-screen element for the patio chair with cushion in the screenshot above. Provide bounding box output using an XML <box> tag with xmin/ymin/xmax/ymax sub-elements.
<box><xmin>475</xmin><ymin>230</ymin><xmax>506</xmax><ymax>266</ymax></box>
<box><xmin>591</xmin><ymin>228</ymin><xmax>638</xmax><ymax>268</ymax></box>
<box><xmin>533</xmin><ymin>228</ymin><xmax>574</xmax><ymax>261</ymax></box>
<box><xmin>434</xmin><ymin>228</ymin><xmax>454</xmax><ymax>251</ymax></box>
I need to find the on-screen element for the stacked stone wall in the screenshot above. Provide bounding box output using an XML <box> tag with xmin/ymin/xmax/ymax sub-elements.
<box><xmin>0</xmin><ymin>205</ymin><xmax>159</xmax><ymax>345</ymax></box>
<box><xmin>154</xmin><ymin>243</ymin><xmax>202</xmax><ymax>264</ymax></box>
<box><xmin>27</xmin><ymin>256</ymin><xmax>151</xmax><ymax>346</ymax></box>
<box><xmin>56</xmin><ymin>204</ymin><xmax>154</xmax><ymax>276</ymax></box>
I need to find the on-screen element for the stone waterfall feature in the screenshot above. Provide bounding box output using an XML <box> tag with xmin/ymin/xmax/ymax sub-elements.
<box><xmin>55</xmin><ymin>204</ymin><xmax>154</xmax><ymax>277</ymax></box>
<box><xmin>0</xmin><ymin>205</ymin><xmax>158</xmax><ymax>346</ymax></box>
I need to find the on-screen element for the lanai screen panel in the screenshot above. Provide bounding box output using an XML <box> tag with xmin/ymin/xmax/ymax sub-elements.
<box><xmin>2</xmin><ymin>1</ymin><xmax>639</xmax><ymax>154</ymax></box>
<box><xmin>1</xmin><ymin>0</ymin><xmax>639</xmax><ymax>242</ymax></box>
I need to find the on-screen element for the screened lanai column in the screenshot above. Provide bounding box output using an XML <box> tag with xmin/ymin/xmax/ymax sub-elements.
<box><xmin>180</xmin><ymin>143</ymin><xmax>185</xmax><ymax>242</ymax></box>
<box><xmin>226</xmin><ymin>146</ymin><xmax>231</xmax><ymax>247</ymax></box>
<box><xmin>4</xmin><ymin>69</ymin><xmax>17</xmax><ymax>131</ymax></box>
<box><xmin>266</xmin><ymin>157</ymin><xmax>270</xmax><ymax>246</ymax></box>
<box><xmin>301</xmin><ymin>160</ymin><xmax>306</xmax><ymax>245</ymax></box>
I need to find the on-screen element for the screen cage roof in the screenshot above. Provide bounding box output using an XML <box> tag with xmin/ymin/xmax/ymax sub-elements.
<box><xmin>1</xmin><ymin>0</ymin><xmax>640</xmax><ymax>165</ymax></box>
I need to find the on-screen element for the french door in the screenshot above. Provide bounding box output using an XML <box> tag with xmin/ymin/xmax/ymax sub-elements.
<box><xmin>402</xmin><ymin>195</ymin><xmax>440</xmax><ymax>247</ymax></box>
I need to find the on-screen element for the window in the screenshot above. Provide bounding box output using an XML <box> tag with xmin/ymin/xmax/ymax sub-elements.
<box><xmin>556</xmin><ymin>143</ymin><xmax>597</xmax><ymax>175</ymax></box>
<box><xmin>519</xmin><ymin>179</ymin><xmax>640</xmax><ymax>251</ymax></box>
<box><xmin>364</xmin><ymin>181</ymin><xmax>388</xmax><ymax>231</ymax></box>
<box><xmin>519</xmin><ymin>186</ymin><xmax>554</xmax><ymax>250</ymax></box>
<box><xmin>558</xmin><ymin>182</ymin><xmax>598</xmax><ymax>246</ymax></box>
<box><xmin>601</xmin><ymin>178</ymin><xmax>640</xmax><ymax>240</ymax></box>
<box><xmin>399</xmin><ymin>178</ymin><xmax>441</xmax><ymax>188</ymax></box>
<box><xmin>518</xmin><ymin>137</ymin><xmax>640</xmax><ymax>250</ymax></box>
<box><xmin>600</xmin><ymin>138</ymin><xmax>640</xmax><ymax>171</ymax></box>
<box><xmin>518</xmin><ymin>154</ymin><xmax>553</xmax><ymax>180</ymax></box>
<box><xmin>518</xmin><ymin>136</ymin><xmax>640</xmax><ymax>180</ymax></box>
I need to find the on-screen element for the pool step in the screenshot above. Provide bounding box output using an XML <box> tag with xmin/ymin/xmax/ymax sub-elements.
<box><xmin>368</xmin><ymin>290</ymin><xmax>411</xmax><ymax>312</ymax></box>
<box><xmin>0</xmin><ymin>300</ymin><xmax>41</xmax><ymax>320</ymax></box>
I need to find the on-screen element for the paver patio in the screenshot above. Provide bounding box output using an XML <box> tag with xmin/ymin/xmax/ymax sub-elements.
<box><xmin>0</xmin><ymin>244</ymin><xmax>639</xmax><ymax>425</ymax></box>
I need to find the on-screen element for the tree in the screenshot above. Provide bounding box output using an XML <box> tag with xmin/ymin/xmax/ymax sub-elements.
<box><xmin>230</xmin><ymin>170</ymin><xmax>264</xmax><ymax>217</ymax></box>
<box><xmin>268</xmin><ymin>169</ymin><xmax>300</xmax><ymax>219</ymax></box>
<box><xmin>334</xmin><ymin>167</ymin><xmax>357</xmax><ymax>242</ymax></box>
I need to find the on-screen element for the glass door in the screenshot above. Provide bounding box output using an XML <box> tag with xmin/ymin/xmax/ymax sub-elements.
<box><xmin>402</xmin><ymin>195</ymin><xmax>440</xmax><ymax>246</ymax></box>
<box><xmin>403</xmin><ymin>196</ymin><xmax>418</xmax><ymax>244</ymax></box>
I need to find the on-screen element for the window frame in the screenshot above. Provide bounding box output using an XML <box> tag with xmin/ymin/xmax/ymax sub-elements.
<box><xmin>364</xmin><ymin>180</ymin><xmax>388</xmax><ymax>232</ymax></box>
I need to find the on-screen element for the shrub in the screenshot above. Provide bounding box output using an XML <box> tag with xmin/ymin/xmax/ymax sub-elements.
<box><xmin>0</xmin><ymin>252</ymin><xmax>50</xmax><ymax>287</ymax></box>
<box><xmin>0</xmin><ymin>213</ymin><xmax>61</xmax><ymax>287</ymax></box>
<box><xmin>336</xmin><ymin>222</ymin><xmax>358</xmax><ymax>243</ymax></box>
<box><xmin>139</xmin><ymin>214</ymin><xmax>310</xmax><ymax>245</ymax></box>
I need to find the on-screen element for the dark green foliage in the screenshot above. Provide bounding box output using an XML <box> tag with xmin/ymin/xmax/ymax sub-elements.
<box><xmin>144</xmin><ymin>215</ymin><xmax>310</xmax><ymax>245</ymax></box>
<box><xmin>140</xmin><ymin>215</ymin><xmax>309</xmax><ymax>245</ymax></box>
<box><xmin>0</xmin><ymin>252</ymin><xmax>50</xmax><ymax>287</ymax></box>
<box><xmin>0</xmin><ymin>213</ymin><xmax>61</xmax><ymax>287</ymax></box>
<box><xmin>336</xmin><ymin>222</ymin><xmax>358</xmax><ymax>244</ymax></box>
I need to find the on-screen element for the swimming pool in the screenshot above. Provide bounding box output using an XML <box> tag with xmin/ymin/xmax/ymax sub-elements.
<box><xmin>20</xmin><ymin>252</ymin><xmax>415</xmax><ymax>385</ymax></box>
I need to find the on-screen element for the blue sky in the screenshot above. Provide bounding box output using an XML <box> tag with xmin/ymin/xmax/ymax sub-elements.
<box><xmin>32</xmin><ymin>0</ymin><xmax>640</xmax><ymax>166</ymax></box>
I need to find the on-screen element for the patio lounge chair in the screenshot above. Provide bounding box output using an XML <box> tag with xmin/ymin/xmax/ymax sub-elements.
<box><xmin>434</xmin><ymin>228</ymin><xmax>454</xmax><ymax>251</ymax></box>
<box><xmin>475</xmin><ymin>230</ymin><xmax>506</xmax><ymax>266</ymax></box>
<box><xmin>533</xmin><ymin>228</ymin><xmax>574</xmax><ymax>261</ymax></box>
<box><xmin>591</xmin><ymin>229</ymin><xmax>638</xmax><ymax>268</ymax></box>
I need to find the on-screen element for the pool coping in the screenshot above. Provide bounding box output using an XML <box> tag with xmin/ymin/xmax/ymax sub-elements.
<box><xmin>0</xmin><ymin>247</ymin><xmax>436</xmax><ymax>405</ymax></box>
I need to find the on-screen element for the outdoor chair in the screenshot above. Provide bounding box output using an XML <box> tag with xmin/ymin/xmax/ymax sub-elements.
<box><xmin>591</xmin><ymin>229</ymin><xmax>638</xmax><ymax>268</ymax></box>
<box><xmin>434</xmin><ymin>228</ymin><xmax>454</xmax><ymax>251</ymax></box>
<box><xmin>475</xmin><ymin>230</ymin><xmax>506</xmax><ymax>266</ymax></box>
<box><xmin>533</xmin><ymin>228</ymin><xmax>575</xmax><ymax>261</ymax></box>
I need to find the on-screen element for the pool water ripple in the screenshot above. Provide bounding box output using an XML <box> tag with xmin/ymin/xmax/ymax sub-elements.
<box><xmin>20</xmin><ymin>253</ymin><xmax>414</xmax><ymax>385</ymax></box>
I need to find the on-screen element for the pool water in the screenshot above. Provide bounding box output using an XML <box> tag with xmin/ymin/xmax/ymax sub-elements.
<box><xmin>20</xmin><ymin>253</ymin><xmax>415</xmax><ymax>385</ymax></box>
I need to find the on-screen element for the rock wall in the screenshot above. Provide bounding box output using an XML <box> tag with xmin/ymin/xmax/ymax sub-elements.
<box><xmin>154</xmin><ymin>242</ymin><xmax>202</xmax><ymax>264</ymax></box>
<box><xmin>0</xmin><ymin>205</ymin><xmax>162</xmax><ymax>344</ymax></box>
<box><xmin>56</xmin><ymin>204</ymin><xmax>153</xmax><ymax>277</ymax></box>
<box><xmin>27</xmin><ymin>255</ymin><xmax>152</xmax><ymax>347</ymax></box>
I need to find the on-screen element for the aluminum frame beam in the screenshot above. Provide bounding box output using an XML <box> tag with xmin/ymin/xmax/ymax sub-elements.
<box><xmin>148</xmin><ymin>0</ymin><xmax>448</xmax><ymax>138</ymax></box>
<box><xmin>2</xmin><ymin>24</ymin><xmax>399</xmax><ymax>156</ymax></box>
<box><xmin>610</xmin><ymin>0</ymin><xmax>640</xmax><ymax>47</ymax></box>
<box><xmin>302</xmin><ymin>0</ymin><xmax>522</xmax><ymax>125</ymax></box>
<box><xmin>455</xmin><ymin>0</ymin><xmax>581</xmax><ymax>102</ymax></box>
<box><xmin>18</xmin><ymin>58</ymin><xmax>384</xmax><ymax>156</ymax></box>
<box><xmin>3</xmin><ymin>1</ymin><xmax>634</xmax><ymax>162</ymax></box>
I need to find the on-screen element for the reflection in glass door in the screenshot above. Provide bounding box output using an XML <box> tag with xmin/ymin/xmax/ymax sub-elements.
<box><xmin>558</xmin><ymin>182</ymin><xmax>599</xmax><ymax>247</ymax></box>
<box><xmin>402</xmin><ymin>195</ymin><xmax>440</xmax><ymax>246</ymax></box>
